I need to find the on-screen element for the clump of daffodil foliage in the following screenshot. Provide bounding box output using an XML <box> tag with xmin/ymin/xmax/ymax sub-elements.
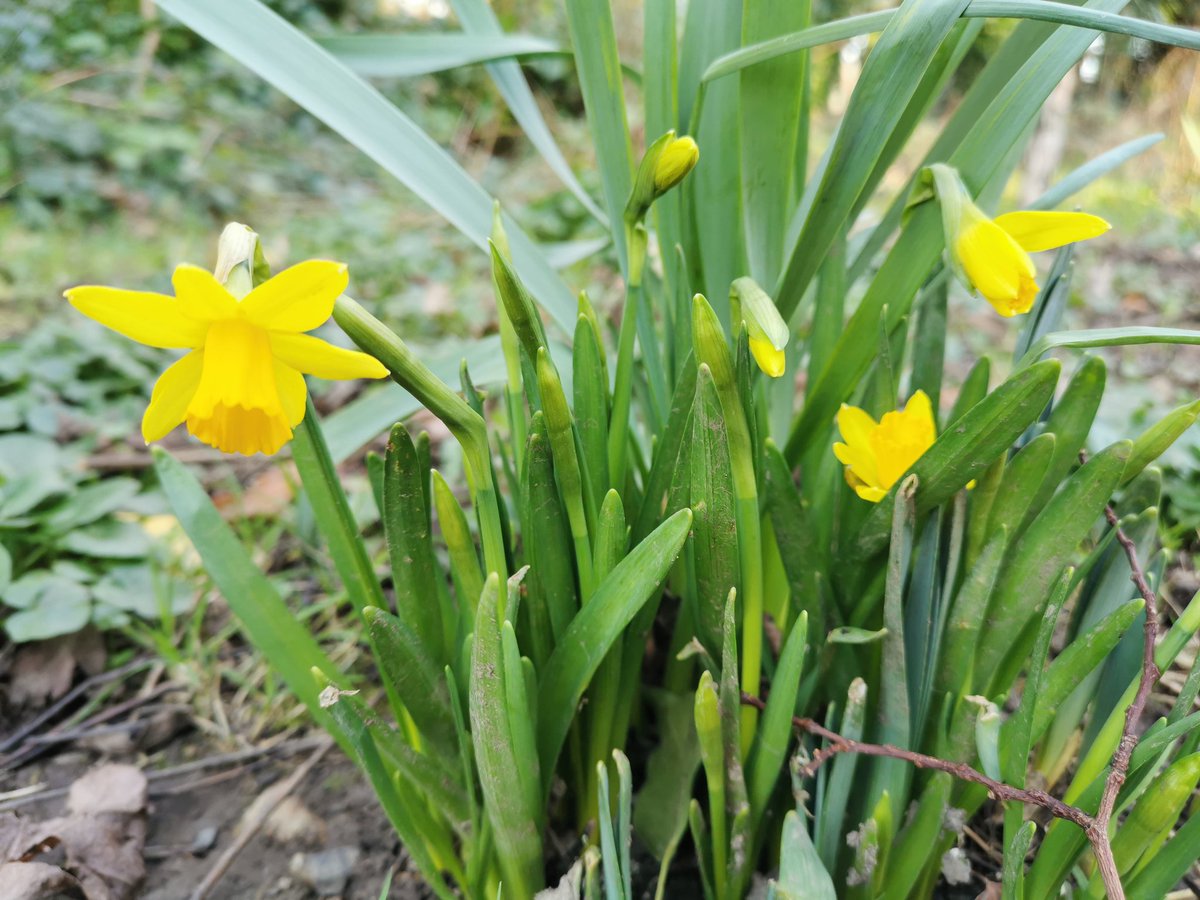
<box><xmin>71</xmin><ymin>0</ymin><xmax>1200</xmax><ymax>897</ymax></box>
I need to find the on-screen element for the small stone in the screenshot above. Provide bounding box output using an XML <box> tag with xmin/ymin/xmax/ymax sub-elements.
<box><xmin>289</xmin><ymin>846</ymin><xmax>361</xmax><ymax>896</ymax></box>
<box><xmin>264</xmin><ymin>796</ymin><xmax>327</xmax><ymax>847</ymax></box>
<box><xmin>189</xmin><ymin>826</ymin><xmax>218</xmax><ymax>856</ymax></box>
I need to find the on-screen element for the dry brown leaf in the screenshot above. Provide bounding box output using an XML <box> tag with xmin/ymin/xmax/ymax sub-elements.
<box><xmin>0</xmin><ymin>860</ymin><xmax>85</xmax><ymax>900</ymax></box>
<box><xmin>7</xmin><ymin>629</ymin><xmax>105</xmax><ymax>708</ymax></box>
<box><xmin>212</xmin><ymin>465</ymin><xmax>295</xmax><ymax>519</ymax></box>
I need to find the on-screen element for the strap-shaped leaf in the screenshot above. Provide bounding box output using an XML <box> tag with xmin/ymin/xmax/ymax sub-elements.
<box><xmin>156</xmin><ymin>0</ymin><xmax>575</xmax><ymax>332</ymax></box>
<box><xmin>537</xmin><ymin>508</ymin><xmax>692</xmax><ymax>780</ymax></box>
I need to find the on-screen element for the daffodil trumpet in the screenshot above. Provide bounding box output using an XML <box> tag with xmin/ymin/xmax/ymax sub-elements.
<box><xmin>927</xmin><ymin>163</ymin><xmax>1110</xmax><ymax>317</ymax></box>
<box><xmin>66</xmin><ymin>227</ymin><xmax>387</xmax><ymax>457</ymax></box>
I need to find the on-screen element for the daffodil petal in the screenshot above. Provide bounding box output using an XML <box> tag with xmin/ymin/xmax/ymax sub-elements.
<box><xmin>65</xmin><ymin>286</ymin><xmax>207</xmax><ymax>349</ymax></box>
<box><xmin>269</xmin><ymin>332</ymin><xmax>388</xmax><ymax>380</ymax></box>
<box><xmin>854</xmin><ymin>483</ymin><xmax>888</xmax><ymax>503</ymax></box>
<box><xmin>903</xmin><ymin>390</ymin><xmax>936</xmax><ymax>445</ymax></box>
<box><xmin>240</xmin><ymin>260</ymin><xmax>349</xmax><ymax>332</ymax></box>
<box><xmin>142</xmin><ymin>350</ymin><xmax>204</xmax><ymax>442</ymax></box>
<box><xmin>274</xmin><ymin>360</ymin><xmax>308</xmax><ymax>428</ymax></box>
<box><xmin>749</xmin><ymin>337</ymin><xmax>786</xmax><ymax>378</ymax></box>
<box><xmin>993</xmin><ymin>211</ymin><xmax>1111</xmax><ymax>254</ymax></box>
<box><xmin>172</xmin><ymin>264</ymin><xmax>239</xmax><ymax>321</ymax></box>
<box><xmin>836</xmin><ymin>404</ymin><xmax>878</xmax><ymax>450</ymax></box>
<box><xmin>956</xmin><ymin>219</ymin><xmax>1028</xmax><ymax>301</ymax></box>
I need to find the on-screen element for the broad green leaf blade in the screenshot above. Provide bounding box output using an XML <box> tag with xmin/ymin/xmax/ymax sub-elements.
<box><xmin>320</xmin><ymin>32</ymin><xmax>562</xmax><ymax>77</ymax></box>
<box><xmin>690</xmin><ymin>365</ymin><xmax>740</xmax><ymax>657</ymax></box>
<box><xmin>470</xmin><ymin>573</ymin><xmax>543</xmax><ymax>896</ymax></box>
<box><xmin>1028</xmin><ymin>133</ymin><xmax>1163</xmax><ymax>211</ymax></box>
<box><xmin>444</xmin><ymin>0</ymin><xmax>608</xmax><ymax>223</ymax></box>
<box><xmin>537</xmin><ymin>508</ymin><xmax>692</xmax><ymax>779</ymax></box>
<box><xmin>772</xmin><ymin>810</ymin><xmax>836</xmax><ymax>900</ymax></box>
<box><xmin>156</xmin><ymin>0</ymin><xmax>575</xmax><ymax>332</ymax></box>
<box><xmin>773</xmin><ymin>0</ymin><xmax>971</xmax><ymax>319</ymax></box>
<box><xmin>561</xmin><ymin>0</ymin><xmax>632</xmax><ymax>266</ymax></box>
<box><xmin>739</xmin><ymin>0</ymin><xmax>809</xmax><ymax>287</ymax></box>
<box><xmin>1020</xmin><ymin>326</ymin><xmax>1200</xmax><ymax>368</ymax></box>
<box><xmin>151</xmin><ymin>448</ymin><xmax>346</xmax><ymax>719</ymax></box>
<box><xmin>976</xmin><ymin>441</ymin><xmax>1132</xmax><ymax>696</ymax></box>
<box><xmin>364</xmin><ymin>606</ymin><xmax>458</xmax><ymax>759</ymax></box>
<box><xmin>382</xmin><ymin>424</ymin><xmax>445</xmax><ymax>662</ymax></box>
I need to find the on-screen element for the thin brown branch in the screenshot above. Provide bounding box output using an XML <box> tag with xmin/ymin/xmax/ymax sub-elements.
<box><xmin>739</xmin><ymin>463</ymin><xmax>1166</xmax><ymax>899</ymax></box>
<box><xmin>739</xmin><ymin>692</ymin><xmax>1093</xmax><ymax>829</ymax></box>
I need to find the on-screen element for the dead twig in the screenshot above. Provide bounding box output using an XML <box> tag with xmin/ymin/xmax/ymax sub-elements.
<box><xmin>188</xmin><ymin>738</ymin><xmax>333</xmax><ymax>900</ymax></box>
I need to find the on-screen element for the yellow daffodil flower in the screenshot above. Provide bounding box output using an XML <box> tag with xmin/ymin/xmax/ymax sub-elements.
<box><xmin>730</xmin><ymin>276</ymin><xmax>788</xmax><ymax>377</ymax></box>
<box><xmin>66</xmin><ymin>260</ymin><xmax>388</xmax><ymax>456</ymax></box>
<box><xmin>833</xmin><ymin>390</ymin><xmax>936</xmax><ymax>502</ymax></box>
<box><xmin>928</xmin><ymin>163</ymin><xmax>1110</xmax><ymax>317</ymax></box>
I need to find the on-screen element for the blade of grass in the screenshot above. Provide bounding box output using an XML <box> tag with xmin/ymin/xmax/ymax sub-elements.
<box><xmin>156</xmin><ymin>0</ymin><xmax>575</xmax><ymax>332</ymax></box>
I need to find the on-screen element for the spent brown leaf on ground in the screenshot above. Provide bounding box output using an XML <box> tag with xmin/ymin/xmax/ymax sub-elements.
<box><xmin>1</xmin><ymin>764</ymin><xmax>148</xmax><ymax>900</ymax></box>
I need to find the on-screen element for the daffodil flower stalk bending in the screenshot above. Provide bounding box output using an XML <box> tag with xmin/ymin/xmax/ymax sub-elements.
<box><xmin>834</xmin><ymin>390</ymin><xmax>937</xmax><ymax>502</ymax></box>
<box><xmin>928</xmin><ymin>163</ymin><xmax>1111</xmax><ymax>317</ymax></box>
<box><xmin>66</xmin><ymin>243</ymin><xmax>387</xmax><ymax>457</ymax></box>
<box><xmin>730</xmin><ymin>276</ymin><xmax>789</xmax><ymax>378</ymax></box>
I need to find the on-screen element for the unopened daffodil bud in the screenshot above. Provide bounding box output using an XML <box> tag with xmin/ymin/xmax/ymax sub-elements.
<box><xmin>691</xmin><ymin>294</ymin><xmax>736</xmax><ymax>394</ymax></box>
<box><xmin>833</xmin><ymin>391</ymin><xmax>936</xmax><ymax>503</ymax></box>
<box><xmin>927</xmin><ymin>163</ymin><xmax>1110</xmax><ymax>318</ymax></box>
<box><xmin>625</xmin><ymin>130</ymin><xmax>700</xmax><ymax>225</ymax></box>
<box><xmin>213</xmin><ymin>221</ymin><xmax>270</xmax><ymax>297</ymax></box>
<box><xmin>653</xmin><ymin>135</ymin><xmax>699</xmax><ymax>194</ymax></box>
<box><xmin>730</xmin><ymin>277</ymin><xmax>788</xmax><ymax>378</ymax></box>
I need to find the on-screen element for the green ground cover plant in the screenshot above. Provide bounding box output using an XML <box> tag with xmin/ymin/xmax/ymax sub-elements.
<box><xmin>59</xmin><ymin>0</ymin><xmax>1200</xmax><ymax>896</ymax></box>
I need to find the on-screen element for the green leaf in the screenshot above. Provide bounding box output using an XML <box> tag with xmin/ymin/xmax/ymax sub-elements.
<box><xmin>446</xmin><ymin>0</ymin><xmax>607</xmax><ymax>223</ymax></box>
<box><xmin>774</xmin><ymin>0</ymin><xmax>971</xmax><ymax>318</ymax></box>
<box><xmin>60</xmin><ymin>519</ymin><xmax>150</xmax><ymax>559</ymax></box>
<box><xmin>3</xmin><ymin>576</ymin><xmax>90</xmax><ymax>642</ymax></box>
<box><xmin>320</xmin><ymin>32</ymin><xmax>562</xmax><ymax>77</ymax></box>
<box><xmin>574</xmin><ymin>314</ymin><xmax>611</xmax><ymax>514</ymax></box>
<box><xmin>771</xmin><ymin>810</ymin><xmax>836</xmax><ymax>900</ymax></box>
<box><xmin>43</xmin><ymin>477</ymin><xmax>141</xmax><ymax>531</ymax></box>
<box><xmin>1028</xmin><ymin>354</ymin><xmax>1106</xmax><ymax>514</ymax></box>
<box><xmin>382</xmin><ymin>424</ymin><xmax>445</xmax><ymax>662</ymax></box>
<box><xmin>364</xmin><ymin>606</ymin><xmax>458</xmax><ymax>759</ymax></box>
<box><xmin>1001</xmin><ymin>821</ymin><xmax>1036</xmax><ymax>900</ymax></box>
<box><xmin>470</xmin><ymin>572</ymin><xmax>543</xmax><ymax>897</ymax></box>
<box><xmin>975</xmin><ymin>440</ymin><xmax>1131</xmax><ymax>696</ymax></box>
<box><xmin>816</xmin><ymin>678</ymin><xmax>867</xmax><ymax>871</ymax></box>
<box><xmin>156</xmin><ymin>0</ymin><xmax>575</xmax><ymax>332</ymax></box>
<box><xmin>152</xmin><ymin>448</ymin><xmax>346</xmax><ymax>718</ymax></box>
<box><xmin>562</xmin><ymin>0</ymin><xmax>632</xmax><ymax>267</ymax></box>
<box><xmin>632</xmin><ymin>691</ymin><xmax>700</xmax><ymax>885</ymax></box>
<box><xmin>1019</xmin><ymin>326</ymin><xmax>1200</xmax><ymax>368</ymax></box>
<box><xmin>293</xmin><ymin>404</ymin><xmax>389</xmax><ymax>615</ymax></box>
<box><xmin>881</xmin><ymin>774</ymin><xmax>951</xmax><ymax>900</ymax></box>
<box><xmin>986</xmin><ymin>433</ymin><xmax>1056</xmax><ymax>542</ymax></box>
<box><xmin>537</xmin><ymin>508</ymin><xmax>692</xmax><ymax>782</ymax></box>
<box><xmin>318</xmin><ymin>679</ymin><xmax>457</xmax><ymax>900</ymax></box>
<box><xmin>690</xmin><ymin>365</ymin><xmax>740</xmax><ymax>656</ymax></box>
<box><xmin>747</xmin><ymin>612</ymin><xmax>807</xmax><ymax>825</ymax></box>
<box><xmin>1028</xmin><ymin>133</ymin><xmax>1163</xmax><ymax>211</ymax></box>
<box><xmin>739</xmin><ymin>0</ymin><xmax>809</xmax><ymax>286</ymax></box>
<box><xmin>936</xmin><ymin>527</ymin><xmax>1008</xmax><ymax>697</ymax></box>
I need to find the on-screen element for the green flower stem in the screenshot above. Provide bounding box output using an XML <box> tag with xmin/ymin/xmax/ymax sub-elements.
<box><xmin>695</xmin><ymin>671</ymin><xmax>728</xmax><ymax>900</ymax></box>
<box><xmin>693</xmin><ymin>295</ymin><xmax>764</xmax><ymax>756</ymax></box>
<box><xmin>607</xmin><ymin>281</ymin><xmax>642</xmax><ymax>494</ymax></box>
<box><xmin>334</xmin><ymin>295</ymin><xmax>508</xmax><ymax>590</ymax></box>
<box><xmin>536</xmin><ymin>348</ymin><xmax>596</xmax><ymax>598</ymax></box>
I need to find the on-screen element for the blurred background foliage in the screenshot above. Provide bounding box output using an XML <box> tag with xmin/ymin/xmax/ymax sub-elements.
<box><xmin>0</xmin><ymin>0</ymin><xmax>1198</xmax><ymax>643</ymax></box>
